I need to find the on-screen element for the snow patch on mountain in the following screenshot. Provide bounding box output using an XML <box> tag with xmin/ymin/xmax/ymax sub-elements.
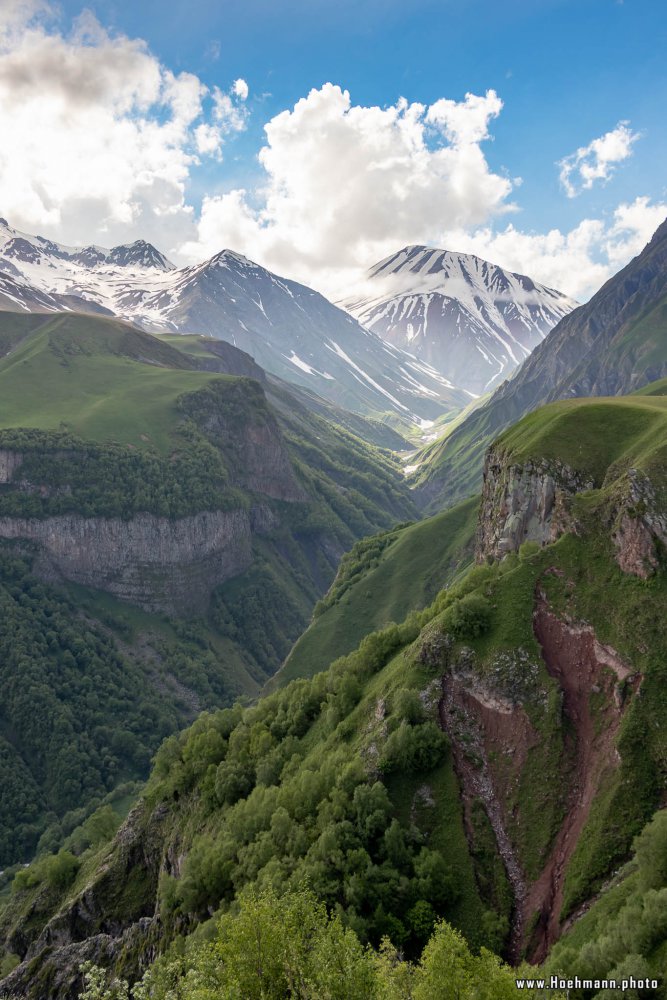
<box><xmin>0</xmin><ymin>221</ymin><xmax>470</xmax><ymax>424</ymax></box>
<box><xmin>286</xmin><ymin>351</ymin><xmax>334</xmax><ymax>379</ymax></box>
<box><xmin>340</xmin><ymin>245</ymin><xmax>577</xmax><ymax>395</ymax></box>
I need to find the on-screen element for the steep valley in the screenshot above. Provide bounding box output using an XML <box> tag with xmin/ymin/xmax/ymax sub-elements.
<box><xmin>2</xmin><ymin>382</ymin><xmax>666</xmax><ymax>997</ymax></box>
<box><xmin>0</xmin><ymin>310</ymin><xmax>418</xmax><ymax>873</ymax></box>
<box><xmin>0</xmin><ymin>221</ymin><xmax>666</xmax><ymax>999</ymax></box>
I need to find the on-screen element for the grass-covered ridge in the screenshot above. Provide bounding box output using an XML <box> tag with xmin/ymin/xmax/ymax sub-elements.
<box><xmin>494</xmin><ymin>393</ymin><xmax>667</xmax><ymax>488</ymax></box>
<box><xmin>0</xmin><ymin>310</ymin><xmax>416</xmax><ymax>523</ymax></box>
<box><xmin>634</xmin><ymin>375</ymin><xmax>667</xmax><ymax>396</ymax></box>
<box><xmin>276</xmin><ymin>496</ymin><xmax>478</xmax><ymax>686</ymax></box>
<box><xmin>0</xmin><ymin>313</ymin><xmax>263</xmax><ymax>518</ymax></box>
<box><xmin>0</xmin><ymin>313</ymin><xmax>225</xmax><ymax>451</ymax></box>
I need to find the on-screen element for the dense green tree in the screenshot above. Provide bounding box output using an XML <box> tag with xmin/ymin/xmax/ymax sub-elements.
<box><xmin>79</xmin><ymin>889</ymin><xmax>560</xmax><ymax>999</ymax></box>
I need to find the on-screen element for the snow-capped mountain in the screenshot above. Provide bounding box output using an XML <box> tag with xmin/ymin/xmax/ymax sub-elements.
<box><xmin>0</xmin><ymin>220</ymin><xmax>468</xmax><ymax>422</ymax></box>
<box><xmin>340</xmin><ymin>246</ymin><xmax>578</xmax><ymax>395</ymax></box>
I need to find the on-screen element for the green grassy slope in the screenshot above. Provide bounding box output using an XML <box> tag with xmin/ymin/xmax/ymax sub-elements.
<box><xmin>2</xmin><ymin>387</ymin><xmax>666</xmax><ymax>994</ymax></box>
<box><xmin>0</xmin><ymin>314</ymin><xmax>226</xmax><ymax>452</ymax></box>
<box><xmin>0</xmin><ymin>312</ymin><xmax>51</xmax><ymax>357</ymax></box>
<box><xmin>634</xmin><ymin>375</ymin><xmax>667</xmax><ymax>396</ymax></box>
<box><xmin>545</xmin><ymin>808</ymin><xmax>667</xmax><ymax>994</ymax></box>
<box><xmin>276</xmin><ymin>497</ymin><xmax>478</xmax><ymax>686</ymax></box>
<box><xmin>496</xmin><ymin>394</ymin><xmax>667</xmax><ymax>488</ymax></box>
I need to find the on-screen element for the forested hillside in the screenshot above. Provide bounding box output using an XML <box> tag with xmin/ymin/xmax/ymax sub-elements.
<box><xmin>3</xmin><ymin>383</ymin><xmax>665</xmax><ymax>998</ymax></box>
<box><xmin>0</xmin><ymin>310</ymin><xmax>420</xmax><ymax>869</ymax></box>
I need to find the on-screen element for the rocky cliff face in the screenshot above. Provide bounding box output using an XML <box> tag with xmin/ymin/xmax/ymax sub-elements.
<box><xmin>0</xmin><ymin>377</ymin><xmax>309</xmax><ymax>613</ymax></box>
<box><xmin>0</xmin><ymin>449</ymin><xmax>23</xmax><ymax>483</ymax></box>
<box><xmin>612</xmin><ymin>469</ymin><xmax>667</xmax><ymax>578</ymax></box>
<box><xmin>0</xmin><ymin>508</ymin><xmax>256</xmax><ymax>615</ymax></box>
<box><xmin>476</xmin><ymin>446</ymin><xmax>666</xmax><ymax>579</ymax></box>
<box><xmin>0</xmin><ymin>800</ymin><xmax>170</xmax><ymax>999</ymax></box>
<box><xmin>476</xmin><ymin>447</ymin><xmax>589</xmax><ymax>562</ymax></box>
<box><xmin>177</xmin><ymin>377</ymin><xmax>307</xmax><ymax>503</ymax></box>
<box><xmin>202</xmin><ymin>413</ymin><xmax>306</xmax><ymax>502</ymax></box>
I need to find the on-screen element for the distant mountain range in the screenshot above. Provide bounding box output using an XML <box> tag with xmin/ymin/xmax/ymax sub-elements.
<box><xmin>0</xmin><ymin>220</ymin><xmax>468</xmax><ymax>424</ymax></box>
<box><xmin>413</xmin><ymin>216</ymin><xmax>667</xmax><ymax>509</ymax></box>
<box><xmin>340</xmin><ymin>245</ymin><xmax>577</xmax><ymax>395</ymax></box>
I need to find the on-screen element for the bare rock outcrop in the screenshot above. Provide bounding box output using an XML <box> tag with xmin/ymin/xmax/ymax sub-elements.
<box><xmin>612</xmin><ymin>469</ymin><xmax>667</xmax><ymax>578</ymax></box>
<box><xmin>477</xmin><ymin>447</ymin><xmax>666</xmax><ymax>579</ymax></box>
<box><xmin>0</xmin><ymin>449</ymin><xmax>23</xmax><ymax>483</ymax></box>
<box><xmin>0</xmin><ymin>801</ymin><xmax>170</xmax><ymax>999</ymax></box>
<box><xmin>476</xmin><ymin>447</ymin><xmax>589</xmax><ymax>562</ymax></box>
<box><xmin>0</xmin><ymin>508</ymin><xmax>255</xmax><ymax>615</ymax></box>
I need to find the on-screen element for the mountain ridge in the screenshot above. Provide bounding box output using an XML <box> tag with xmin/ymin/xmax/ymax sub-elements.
<box><xmin>340</xmin><ymin>244</ymin><xmax>576</xmax><ymax>395</ymax></box>
<box><xmin>413</xmin><ymin>217</ymin><xmax>667</xmax><ymax>510</ymax></box>
<box><xmin>0</xmin><ymin>220</ymin><xmax>469</xmax><ymax>425</ymax></box>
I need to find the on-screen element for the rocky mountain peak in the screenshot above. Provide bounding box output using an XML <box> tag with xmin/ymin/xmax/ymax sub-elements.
<box><xmin>341</xmin><ymin>245</ymin><xmax>576</xmax><ymax>395</ymax></box>
<box><xmin>106</xmin><ymin>239</ymin><xmax>174</xmax><ymax>271</ymax></box>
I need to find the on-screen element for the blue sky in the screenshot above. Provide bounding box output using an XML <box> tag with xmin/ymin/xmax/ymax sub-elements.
<box><xmin>63</xmin><ymin>0</ymin><xmax>667</xmax><ymax>229</ymax></box>
<box><xmin>2</xmin><ymin>0</ymin><xmax>666</xmax><ymax>298</ymax></box>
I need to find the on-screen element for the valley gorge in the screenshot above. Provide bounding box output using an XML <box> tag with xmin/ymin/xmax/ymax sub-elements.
<box><xmin>0</xmin><ymin>216</ymin><xmax>666</xmax><ymax>999</ymax></box>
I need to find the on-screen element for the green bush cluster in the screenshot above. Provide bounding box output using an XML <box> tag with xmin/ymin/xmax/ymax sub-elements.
<box><xmin>147</xmin><ymin>618</ymin><xmax>470</xmax><ymax>953</ymax></box>
<box><xmin>80</xmin><ymin>887</ymin><xmax>560</xmax><ymax>999</ymax></box>
<box><xmin>12</xmin><ymin>849</ymin><xmax>80</xmax><ymax>893</ymax></box>
<box><xmin>547</xmin><ymin>809</ymin><xmax>667</xmax><ymax>995</ymax></box>
<box><xmin>381</xmin><ymin>722</ymin><xmax>449</xmax><ymax>775</ymax></box>
<box><xmin>0</xmin><ymin>425</ymin><xmax>243</xmax><ymax>520</ymax></box>
<box><xmin>439</xmin><ymin>592</ymin><xmax>492</xmax><ymax>640</ymax></box>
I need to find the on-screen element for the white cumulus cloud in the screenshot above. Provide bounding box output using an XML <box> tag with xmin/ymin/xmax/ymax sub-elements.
<box><xmin>0</xmin><ymin>3</ymin><xmax>247</xmax><ymax>249</ymax></box>
<box><xmin>558</xmin><ymin>122</ymin><xmax>640</xmax><ymax>198</ymax></box>
<box><xmin>438</xmin><ymin>196</ymin><xmax>667</xmax><ymax>301</ymax></box>
<box><xmin>0</xmin><ymin>5</ymin><xmax>662</xmax><ymax>306</ymax></box>
<box><xmin>180</xmin><ymin>83</ymin><xmax>516</xmax><ymax>294</ymax></box>
<box><xmin>426</xmin><ymin>89</ymin><xmax>503</xmax><ymax>144</ymax></box>
<box><xmin>233</xmin><ymin>78</ymin><xmax>249</xmax><ymax>101</ymax></box>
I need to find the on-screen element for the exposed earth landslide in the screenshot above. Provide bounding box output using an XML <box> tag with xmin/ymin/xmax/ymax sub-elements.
<box><xmin>526</xmin><ymin>581</ymin><xmax>639</xmax><ymax>960</ymax></box>
<box><xmin>438</xmin><ymin>573</ymin><xmax>641</xmax><ymax>962</ymax></box>
<box><xmin>439</xmin><ymin>442</ymin><xmax>656</xmax><ymax>963</ymax></box>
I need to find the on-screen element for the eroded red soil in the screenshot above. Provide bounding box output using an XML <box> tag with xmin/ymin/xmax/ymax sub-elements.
<box><xmin>440</xmin><ymin>674</ymin><xmax>534</xmax><ymax>958</ymax></box>
<box><xmin>438</xmin><ymin>576</ymin><xmax>640</xmax><ymax>965</ymax></box>
<box><xmin>524</xmin><ymin>587</ymin><xmax>639</xmax><ymax>961</ymax></box>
